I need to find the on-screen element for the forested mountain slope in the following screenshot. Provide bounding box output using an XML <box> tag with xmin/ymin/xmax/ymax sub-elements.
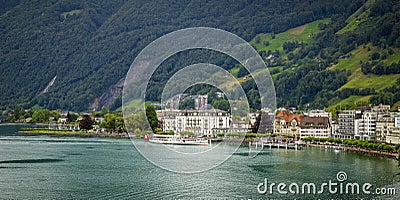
<box><xmin>0</xmin><ymin>0</ymin><xmax>368</xmax><ymax>111</ymax></box>
<box><xmin>246</xmin><ymin>0</ymin><xmax>400</xmax><ymax>113</ymax></box>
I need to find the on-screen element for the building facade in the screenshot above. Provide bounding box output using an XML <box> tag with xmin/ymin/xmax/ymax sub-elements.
<box><xmin>157</xmin><ymin>109</ymin><xmax>230</xmax><ymax>136</ymax></box>
<box><xmin>354</xmin><ymin>111</ymin><xmax>377</xmax><ymax>140</ymax></box>
<box><xmin>228</xmin><ymin>120</ymin><xmax>251</xmax><ymax>133</ymax></box>
<box><xmin>386</xmin><ymin>127</ymin><xmax>400</xmax><ymax>144</ymax></box>
<box><xmin>299</xmin><ymin>116</ymin><xmax>331</xmax><ymax>138</ymax></box>
<box><xmin>194</xmin><ymin>95</ymin><xmax>208</xmax><ymax>110</ymax></box>
<box><xmin>376</xmin><ymin>112</ymin><xmax>396</xmax><ymax>142</ymax></box>
<box><xmin>385</xmin><ymin>112</ymin><xmax>400</xmax><ymax>144</ymax></box>
<box><xmin>274</xmin><ymin>109</ymin><xmax>303</xmax><ymax>137</ymax></box>
<box><xmin>396</xmin><ymin>113</ymin><xmax>400</xmax><ymax>128</ymax></box>
<box><xmin>336</xmin><ymin>110</ymin><xmax>361</xmax><ymax>139</ymax></box>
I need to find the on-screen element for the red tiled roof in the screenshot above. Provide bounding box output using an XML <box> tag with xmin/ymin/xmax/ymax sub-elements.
<box><xmin>276</xmin><ymin>110</ymin><xmax>303</xmax><ymax>123</ymax></box>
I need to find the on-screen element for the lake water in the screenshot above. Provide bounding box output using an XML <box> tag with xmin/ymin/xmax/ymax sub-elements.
<box><xmin>0</xmin><ymin>124</ymin><xmax>399</xmax><ymax>199</ymax></box>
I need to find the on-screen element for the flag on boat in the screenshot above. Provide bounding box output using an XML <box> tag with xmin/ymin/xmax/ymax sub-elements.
<box><xmin>144</xmin><ymin>134</ymin><xmax>149</xmax><ymax>140</ymax></box>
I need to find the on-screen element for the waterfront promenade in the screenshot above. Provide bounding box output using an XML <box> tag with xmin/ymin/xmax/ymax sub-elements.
<box><xmin>308</xmin><ymin>143</ymin><xmax>398</xmax><ymax>160</ymax></box>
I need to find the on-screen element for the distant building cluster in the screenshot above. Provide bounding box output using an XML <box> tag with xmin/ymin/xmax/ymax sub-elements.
<box><xmin>156</xmin><ymin>104</ymin><xmax>400</xmax><ymax>144</ymax></box>
<box><xmin>333</xmin><ymin>104</ymin><xmax>400</xmax><ymax>144</ymax></box>
<box><xmin>273</xmin><ymin>109</ymin><xmax>332</xmax><ymax>139</ymax></box>
<box><xmin>157</xmin><ymin>108</ymin><xmax>275</xmax><ymax>136</ymax></box>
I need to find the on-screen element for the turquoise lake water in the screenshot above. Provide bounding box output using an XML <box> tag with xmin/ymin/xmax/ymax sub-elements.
<box><xmin>0</xmin><ymin>124</ymin><xmax>399</xmax><ymax>199</ymax></box>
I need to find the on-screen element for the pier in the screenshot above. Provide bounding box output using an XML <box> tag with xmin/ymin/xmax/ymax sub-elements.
<box><xmin>249</xmin><ymin>141</ymin><xmax>303</xmax><ymax>150</ymax></box>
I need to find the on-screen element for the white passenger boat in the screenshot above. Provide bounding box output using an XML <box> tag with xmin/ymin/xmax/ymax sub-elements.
<box><xmin>149</xmin><ymin>134</ymin><xmax>209</xmax><ymax>146</ymax></box>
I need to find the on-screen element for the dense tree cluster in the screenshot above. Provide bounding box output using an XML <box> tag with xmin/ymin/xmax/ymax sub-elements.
<box><xmin>334</xmin><ymin>88</ymin><xmax>376</xmax><ymax>99</ymax></box>
<box><xmin>5</xmin><ymin>105</ymin><xmax>60</xmax><ymax>123</ymax></box>
<box><xmin>100</xmin><ymin>113</ymin><xmax>126</xmax><ymax>133</ymax></box>
<box><xmin>274</xmin><ymin>63</ymin><xmax>350</xmax><ymax>109</ymax></box>
<box><xmin>179</xmin><ymin>99</ymin><xmax>195</xmax><ymax>110</ymax></box>
<box><xmin>145</xmin><ymin>106</ymin><xmax>158</xmax><ymax>132</ymax></box>
<box><xmin>283</xmin><ymin>41</ymin><xmax>301</xmax><ymax>53</ymax></box>
<box><xmin>362</xmin><ymin>61</ymin><xmax>400</xmax><ymax>75</ymax></box>
<box><xmin>303</xmin><ymin>137</ymin><xmax>394</xmax><ymax>152</ymax></box>
<box><xmin>79</xmin><ymin>115</ymin><xmax>93</xmax><ymax>130</ymax></box>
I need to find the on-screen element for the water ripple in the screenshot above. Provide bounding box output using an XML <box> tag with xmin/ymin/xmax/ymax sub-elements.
<box><xmin>0</xmin><ymin>158</ymin><xmax>64</xmax><ymax>164</ymax></box>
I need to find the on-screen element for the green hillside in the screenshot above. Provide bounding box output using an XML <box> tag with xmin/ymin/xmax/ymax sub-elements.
<box><xmin>326</xmin><ymin>42</ymin><xmax>400</xmax><ymax>109</ymax></box>
<box><xmin>247</xmin><ymin>18</ymin><xmax>330</xmax><ymax>79</ymax></box>
<box><xmin>326</xmin><ymin>95</ymin><xmax>372</xmax><ymax>111</ymax></box>
<box><xmin>3</xmin><ymin>0</ymin><xmax>400</xmax><ymax>113</ymax></box>
<box><xmin>245</xmin><ymin>0</ymin><xmax>400</xmax><ymax>111</ymax></box>
<box><xmin>331</xmin><ymin>44</ymin><xmax>400</xmax><ymax>90</ymax></box>
<box><xmin>250</xmin><ymin>18</ymin><xmax>331</xmax><ymax>55</ymax></box>
<box><xmin>0</xmin><ymin>0</ymin><xmax>363</xmax><ymax>112</ymax></box>
<box><xmin>336</xmin><ymin>0</ymin><xmax>375</xmax><ymax>34</ymax></box>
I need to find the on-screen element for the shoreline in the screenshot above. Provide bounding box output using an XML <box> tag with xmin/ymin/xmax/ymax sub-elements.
<box><xmin>13</xmin><ymin>130</ymin><xmax>400</xmax><ymax>160</ymax></box>
<box><xmin>17</xmin><ymin>131</ymin><xmax>130</xmax><ymax>139</ymax></box>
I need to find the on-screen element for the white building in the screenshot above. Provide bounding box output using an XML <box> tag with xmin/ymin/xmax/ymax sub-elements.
<box><xmin>94</xmin><ymin>117</ymin><xmax>104</xmax><ymax>124</ymax></box>
<box><xmin>58</xmin><ymin>117</ymin><xmax>68</xmax><ymax>124</ymax></box>
<box><xmin>354</xmin><ymin>111</ymin><xmax>376</xmax><ymax>141</ymax></box>
<box><xmin>372</xmin><ymin>104</ymin><xmax>391</xmax><ymax>112</ymax></box>
<box><xmin>248</xmin><ymin>112</ymin><xmax>258</xmax><ymax>126</ymax></box>
<box><xmin>157</xmin><ymin>109</ymin><xmax>179</xmax><ymax>132</ymax></box>
<box><xmin>354</xmin><ymin>118</ymin><xmax>363</xmax><ymax>139</ymax></box>
<box><xmin>157</xmin><ymin>109</ymin><xmax>230</xmax><ymax>136</ymax></box>
<box><xmin>376</xmin><ymin>112</ymin><xmax>396</xmax><ymax>142</ymax></box>
<box><xmin>176</xmin><ymin>109</ymin><xmax>230</xmax><ymax>136</ymax></box>
<box><xmin>228</xmin><ymin>120</ymin><xmax>251</xmax><ymax>133</ymax></box>
<box><xmin>299</xmin><ymin>116</ymin><xmax>331</xmax><ymax>139</ymax></box>
<box><xmin>194</xmin><ymin>95</ymin><xmax>208</xmax><ymax>110</ymax></box>
<box><xmin>395</xmin><ymin>113</ymin><xmax>400</xmax><ymax>128</ymax></box>
<box><xmin>385</xmin><ymin>110</ymin><xmax>400</xmax><ymax>144</ymax></box>
<box><xmin>386</xmin><ymin>127</ymin><xmax>400</xmax><ymax>144</ymax></box>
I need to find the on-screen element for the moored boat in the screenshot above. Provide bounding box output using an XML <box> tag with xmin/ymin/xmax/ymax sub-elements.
<box><xmin>149</xmin><ymin>134</ymin><xmax>209</xmax><ymax>146</ymax></box>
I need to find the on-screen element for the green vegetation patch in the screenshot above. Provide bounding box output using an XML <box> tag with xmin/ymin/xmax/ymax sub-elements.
<box><xmin>330</xmin><ymin>44</ymin><xmax>379</xmax><ymax>71</ymax></box>
<box><xmin>342</xmin><ymin>73</ymin><xmax>400</xmax><ymax>91</ymax></box>
<box><xmin>303</xmin><ymin>137</ymin><xmax>394</xmax><ymax>152</ymax></box>
<box><xmin>327</xmin><ymin>95</ymin><xmax>372</xmax><ymax>110</ymax></box>
<box><xmin>60</xmin><ymin>10</ymin><xmax>82</xmax><ymax>19</ymax></box>
<box><xmin>230</xmin><ymin>67</ymin><xmax>240</xmax><ymax>78</ymax></box>
<box><xmin>384</xmin><ymin>49</ymin><xmax>400</xmax><ymax>65</ymax></box>
<box><xmin>337</xmin><ymin>17</ymin><xmax>366</xmax><ymax>34</ymax></box>
<box><xmin>250</xmin><ymin>19</ymin><xmax>331</xmax><ymax>53</ymax></box>
<box><xmin>391</xmin><ymin>101</ymin><xmax>400</xmax><ymax>111</ymax></box>
<box><xmin>20</xmin><ymin>128</ymin><xmax>87</xmax><ymax>134</ymax></box>
<box><xmin>330</xmin><ymin>44</ymin><xmax>400</xmax><ymax>92</ymax></box>
<box><xmin>337</xmin><ymin>0</ymin><xmax>374</xmax><ymax>34</ymax></box>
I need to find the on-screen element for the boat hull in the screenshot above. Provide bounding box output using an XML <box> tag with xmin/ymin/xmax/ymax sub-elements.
<box><xmin>149</xmin><ymin>138</ymin><xmax>209</xmax><ymax>146</ymax></box>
